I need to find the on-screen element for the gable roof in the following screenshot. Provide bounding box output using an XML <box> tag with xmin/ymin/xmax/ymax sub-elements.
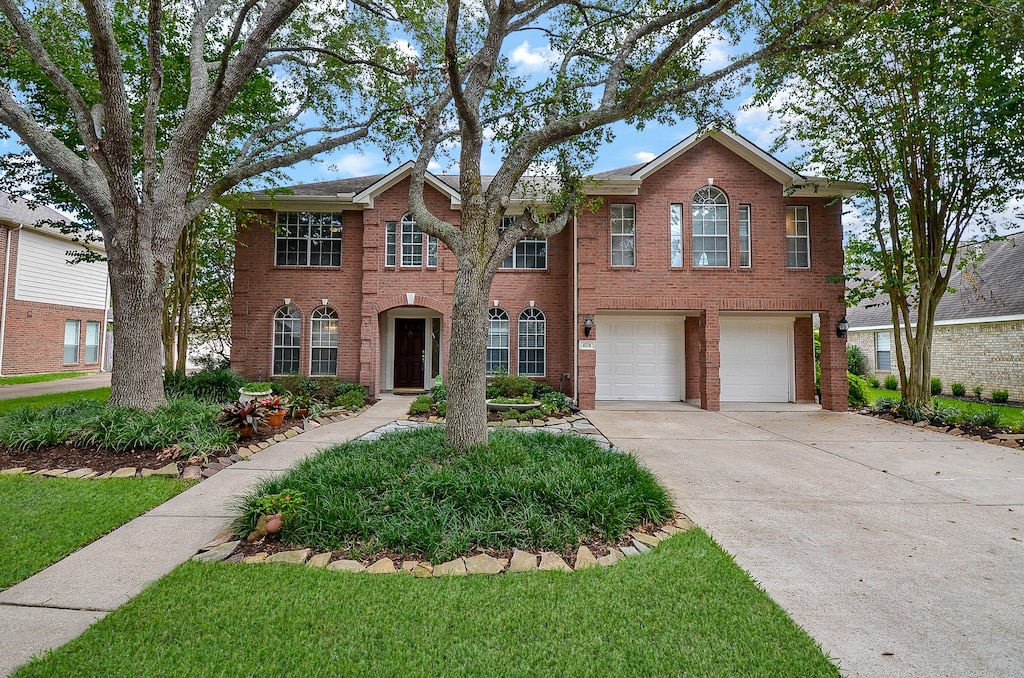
<box><xmin>0</xmin><ymin>192</ymin><xmax>104</xmax><ymax>253</ymax></box>
<box><xmin>846</xmin><ymin>232</ymin><xmax>1024</xmax><ymax>328</ymax></box>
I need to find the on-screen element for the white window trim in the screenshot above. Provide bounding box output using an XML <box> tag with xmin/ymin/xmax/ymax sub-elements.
<box><xmin>517</xmin><ymin>307</ymin><xmax>546</xmax><ymax>377</ymax></box>
<box><xmin>692</xmin><ymin>186</ymin><xmax>729</xmax><ymax>268</ymax></box>
<box><xmin>875</xmin><ymin>331</ymin><xmax>892</xmax><ymax>371</ymax></box>
<box><xmin>84</xmin><ymin>320</ymin><xmax>101</xmax><ymax>364</ymax></box>
<box><xmin>786</xmin><ymin>205</ymin><xmax>811</xmax><ymax>269</ymax></box>
<box><xmin>669</xmin><ymin>204</ymin><xmax>683</xmax><ymax>268</ymax></box>
<box><xmin>274</xmin><ymin>212</ymin><xmax>343</xmax><ymax>267</ymax></box>
<box><xmin>739</xmin><ymin>204</ymin><xmax>751</xmax><ymax>268</ymax></box>
<box><xmin>63</xmin><ymin>320</ymin><xmax>80</xmax><ymax>365</ymax></box>
<box><xmin>487</xmin><ymin>307</ymin><xmax>510</xmax><ymax>374</ymax></box>
<box><xmin>310</xmin><ymin>306</ymin><xmax>339</xmax><ymax>377</ymax></box>
<box><xmin>499</xmin><ymin>217</ymin><xmax>547</xmax><ymax>270</ymax></box>
<box><xmin>385</xmin><ymin>222</ymin><xmax>396</xmax><ymax>267</ymax></box>
<box><xmin>611</xmin><ymin>204</ymin><xmax>636</xmax><ymax>267</ymax></box>
<box><xmin>272</xmin><ymin>305</ymin><xmax>302</xmax><ymax>376</ymax></box>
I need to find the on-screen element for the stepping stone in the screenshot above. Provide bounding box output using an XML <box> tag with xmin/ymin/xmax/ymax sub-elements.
<box><xmin>237</xmin><ymin>449</ymin><xmax>253</xmax><ymax>460</ymax></box>
<box><xmin>538</xmin><ymin>552</ymin><xmax>572</xmax><ymax>572</ymax></box>
<box><xmin>181</xmin><ymin>466</ymin><xmax>203</xmax><ymax>481</ymax></box>
<box><xmin>1</xmin><ymin>467</ymin><xmax>27</xmax><ymax>475</ymax></box>
<box><xmin>258</xmin><ymin>442</ymin><xmax>271</xmax><ymax>449</ymax></box>
<box><xmin>64</xmin><ymin>468</ymin><xmax>93</xmax><ymax>479</ymax></box>
<box><xmin>412</xmin><ymin>563</ymin><xmax>434</xmax><ymax>577</ymax></box>
<box><xmin>508</xmin><ymin>550</ymin><xmax>537</xmax><ymax>573</ymax></box>
<box><xmin>200</xmin><ymin>528</ymin><xmax>238</xmax><ymax>551</ymax></box>
<box><xmin>366</xmin><ymin>557</ymin><xmax>396</xmax><ymax>574</ymax></box>
<box><xmin>573</xmin><ymin>546</ymin><xmax>598</xmax><ymax>570</ymax></box>
<box><xmin>597</xmin><ymin>549</ymin><xmax>623</xmax><ymax>567</ymax></box>
<box><xmin>192</xmin><ymin>540</ymin><xmax>241</xmax><ymax>563</ymax></box>
<box><xmin>631</xmin><ymin>539</ymin><xmax>651</xmax><ymax>554</ymax></box>
<box><xmin>400</xmin><ymin>561</ymin><xmax>419</xmax><ymax>574</ymax></box>
<box><xmin>40</xmin><ymin>469</ymin><xmax>68</xmax><ymax>477</ymax></box>
<box><xmin>631</xmin><ymin>532</ymin><xmax>661</xmax><ymax>547</ymax></box>
<box><xmin>620</xmin><ymin>546</ymin><xmax>640</xmax><ymax>557</ymax></box>
<box><xmin>273</xmin><ymin>434</ymin><xmax>287</xmax><ymax>442</ymax></box>
<box><xmin>284</xmin><ymin>429</ymin><xmax>299</xmax><ymax>438</ymax></box>
<box><xmin>266</xmin><ymin>549</ymin><xmax>311</xmax><ymax>565</ymax></box>
<box><xmin>465</xmin><ymin>553</ymin><xmax>505</xmax><ymax>575</ymax></box>
<box><xmin>327</xmin><ymin>559</ymin><xmax>366</xmax><ymax>573</ymax></box>
<box><xmin>675</xmin><ymin>516</ymin><xmax>696</xmax><ymax>532</ymax></box>
<box><xmin>654</xmin><ymin>530</ymin><xmax>671</xmax><ymax>540</ymax></box>
<box><xmin>433</xmin><ymin>558</ymin><xmax>467</xmax><ymax>576</ymax></box>
<box><xmin>660</xmin><ymin>524</ymin><xmax>679</xmax><ymax>535</ymax></box>
<box><xmin>241</xmin><ymin>553</ymin><xmax>268</xmax><ymax>564</ymax></box>
<box><xmin>533</xmin><ymin>419</ymin><xmax>546</xmax><ymax>427</ymax></box>
<box><xmin>111</xmin><ymin>467</ymin><xmax>137</xmax><ymax>478</ymax></box>
<box><xmin>93</xmin><ymin>471</ymin><xmax>112</xmax><ymax>480</ymax></box>
<box><xmin>307</xmin><ymin>552</ymin><xmax>332</xmax><ymax>568</ymax></box>
<box><xmin>142</xmin><ymin>463</ymin><xmax>179</xmax><ymax>478</ymax></box>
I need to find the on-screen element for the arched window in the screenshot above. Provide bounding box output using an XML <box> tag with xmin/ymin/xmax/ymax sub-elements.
<box><xmin>518</xmin><ymin>308</ymin><xmax>546</xmax><ymax>376</ymax></box>
<box><xmin>273</xmin><ymin>306</ymin><xmax>301</xmax><ymax>375</ymax></box>
<box><xmin>310</xmin><ymin>307</ymin><xmax>339</xmax><ymax>376</ymax></box>
<box><xmin>385</xmin><ymin>213</ymin><xmax>438</xmax><ymax>267</ymax></box>
<box><xmin>486</xmin><ymin>307</ymin><xmax>509</xmax><ymax>374</ymax></box>
<box><xmin>692</xmin><ymin>186</ymin><xmax>729</xmax><ymax>267</ymax></box>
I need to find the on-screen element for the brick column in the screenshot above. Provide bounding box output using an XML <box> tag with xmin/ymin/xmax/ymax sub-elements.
<box><xmin>699</xmin><ymin>307</ymin><xmax>721</xmax><ymax>411</ymax></box>
<box><xmin>819</xmin><ymin>310</ymin><xmax>848</xmax><ymax>411</ymax></box>
<box><xmin>359</xmin><ymin>305</ymin><xmax>380</xmax><ymax>397</ymax></box>
<box><xmin>577</xmin><ymin>310</ymin><xmax>596</xmax><ymax>409</ymax></box>
<box><xmin>794</xmin><ymin>317</ymin><xmax>816</xmax><ymax>403</ymax></box>
<box><xmin>685</xmin><ymin>316</ymin><xmax>701</xmax><ymax>401</ymax></box>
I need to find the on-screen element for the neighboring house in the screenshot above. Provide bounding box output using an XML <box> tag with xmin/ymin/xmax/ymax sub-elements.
<box><xmin>0</xmin><ymin>193</ymin><xmax>108</xmax><ymax>376</ymax></box>
<box><xmin>231</xmin><ymin>130</ymin><xmax>854</xmax><ymax>411</ymax></box>
<box><xmin>847</xmin><ymin>232</ymin><xmax>1024</xmax><ymax>400</ymax></box>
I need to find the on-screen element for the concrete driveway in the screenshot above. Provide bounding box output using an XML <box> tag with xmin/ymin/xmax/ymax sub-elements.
<box><xmin>586</xmin><ymin>403</ymin><xmax>1024</xmax><ymax>678</ymax></box>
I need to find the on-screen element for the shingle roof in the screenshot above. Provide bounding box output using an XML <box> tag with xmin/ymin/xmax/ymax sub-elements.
<box><xmin>0</xmin><ymin>192</ymin><xmax>73</xmax><ymax>229</ymax></box>
<box><xmin>846</xmin><ymin>232</ymin><xmax>1024</xmax><ymax>327</ymax></box>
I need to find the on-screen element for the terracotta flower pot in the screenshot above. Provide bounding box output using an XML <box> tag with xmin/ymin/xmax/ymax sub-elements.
<box><xmin>237</xmin><ymin>424</ymin><xmax>255</xmax><ymax>438</ymax></box>
<box><xmin>266</xmin><ymin>409</ymin><xmax>286</xmax><ymax>427</ymax></box>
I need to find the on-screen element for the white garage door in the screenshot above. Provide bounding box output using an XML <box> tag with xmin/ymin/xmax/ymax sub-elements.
<box><xmin>596</xmin><ymin>316</ymin><xmax>683</xmax><ymax>401</ymax></box>
<box><xmin>720</xmin><ymin>316</ymin><xmax>793</xmax><ymax>402</ymax></box>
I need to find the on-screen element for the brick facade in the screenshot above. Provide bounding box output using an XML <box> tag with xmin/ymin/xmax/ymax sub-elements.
<box><xmin>231</xmin><ymin>134</ymin><xmax>850</xmax><ymax>411</ymax></box>
<box><xmin>850</xmin><ymin>320</ymin><xmax>1024</xmax><ymax>401</ymax></box>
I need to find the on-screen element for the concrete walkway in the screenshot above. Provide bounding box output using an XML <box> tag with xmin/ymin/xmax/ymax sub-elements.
<box><xmin>0</xmin><ymin>394</ymin><xmax>410</xmax><ymax>676</ymax></box>
<box><xmin>587</xmin><ymin>404</ymin><xmax>1024</xmax><ymax>678</ymax></box>
<box><xmin>0</xmin><ymin>372</ymin><xmax>111</xmax><ymax>400</ymax></box>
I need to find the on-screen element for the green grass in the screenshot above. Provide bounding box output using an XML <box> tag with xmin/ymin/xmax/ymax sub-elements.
<box><xmin>868</xmin><ymin>388</ymin><xmax>1024</xmax><ymax>428</ymax></box>
<box><xmin>0</xmin><ymin>475</ymin><xmax>192</xmax><ymax>590</ymax></box>
<box><xmin>14</xmin><ymin>531</ymin><xmax>838</xmax><ymax>677</ymax></box>
<box><xmin>236</xmin><ymin>427</ymin><xmax>674</xmax><ymax>562</ymax></box>
<box><xmin>0</xmin><ymin>388</ymin><xmax>110</xmax><ymax>415</ymax></box>
<box><xmin>0</xmin><ymin>371</ymin><xmax>91</xmax><ymax>386</ymax></box>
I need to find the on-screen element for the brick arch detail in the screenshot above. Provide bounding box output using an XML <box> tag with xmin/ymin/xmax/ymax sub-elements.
<box><xmin>370</xmin><ymin>294</ymin><xmax>450</xmax><ymax>315</ymax></box>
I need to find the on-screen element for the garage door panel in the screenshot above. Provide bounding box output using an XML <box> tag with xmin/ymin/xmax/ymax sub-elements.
<box><xmin>720</xmin><ymin>317</ymin><xmax>792</xmax><ymax>402</ymax></box>
<box><xmin>597</xmin><ymin>316</ymin><xmax>683</xmax><ymax>401</ymax></box>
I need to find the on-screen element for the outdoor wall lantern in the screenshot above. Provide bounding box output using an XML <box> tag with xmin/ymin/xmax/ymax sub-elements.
<box><xmin>583</xmin><ymin>316</ymin><xmax>594</xmax><ymax>337</ymax></box>
<box><xmin>836</xmin><ymin>316</ymin><xmax>849</xmax><ymax>338</ymax></box>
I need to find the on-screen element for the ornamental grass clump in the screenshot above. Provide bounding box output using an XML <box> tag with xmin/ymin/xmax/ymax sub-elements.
<box><xmin>235</xmin><ymin>427</ymin><xmax>674</xmax><ymax>562</ymax></box>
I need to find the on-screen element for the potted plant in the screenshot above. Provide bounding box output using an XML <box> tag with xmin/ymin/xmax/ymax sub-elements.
<box><xmin>260</xmin><ymin>395</ymin><xmax>287</xmax><ymax>427</ymax></box>
<box><xmin>218</xmin><ymin>400</ymin><xmax>268</xmax><ymax>437</ymax></box>
<box><xmin>287</xmin><ymin>393</ymin><xmax>315</xmax><ymax>419</ymax></box>
<box><xmin>239</xmin><ymin>381</ymin><xmax>274</xmax><ymax>403</ymax></box>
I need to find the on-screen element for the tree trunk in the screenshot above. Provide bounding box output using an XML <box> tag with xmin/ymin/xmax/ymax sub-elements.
<box><xmin>107</xmin><ymin>240</ymin><xmax>170</xmax><ymax>410</ymax></box>
<box><xmin>444</xmin><ymin>259</ymin><xmax>492</xmax><ymax>450</ymax></box>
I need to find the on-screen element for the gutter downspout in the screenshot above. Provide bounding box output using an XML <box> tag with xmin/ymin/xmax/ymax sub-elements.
<box><xmin>0</xmin><ymin>225</ymin><xmax>19</xmax><ymax>377</ymax></box>
<box><xmin>572</xmin><ymin>213</ymin><xmax>578</xmax><ymax>404</ymax></box>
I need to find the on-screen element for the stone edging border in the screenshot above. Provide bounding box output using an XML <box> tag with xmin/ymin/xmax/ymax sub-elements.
<box><xmin>192</xmin><ymin>515</ymin><xmax>698</xmax><ymax>575</ymax></box>
<box><xmin>859</xmin><ymin>409</ymin><xmax>1024</xmax><ymax>450</ymax></box>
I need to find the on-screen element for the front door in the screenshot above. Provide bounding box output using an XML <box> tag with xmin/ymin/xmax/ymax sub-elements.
<box><xmin>394</xmin><ymin>318</ymin><xmax>426</xmax><ymax>389</ymax></box>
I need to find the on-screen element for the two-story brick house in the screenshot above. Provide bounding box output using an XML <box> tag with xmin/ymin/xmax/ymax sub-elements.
<box><xmin>231</xmin><ymin>130</ymin><xmax>852</xmax><ymax>411</ymax></box>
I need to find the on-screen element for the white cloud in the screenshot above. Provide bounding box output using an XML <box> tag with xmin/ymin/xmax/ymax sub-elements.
<box><xmin>326</xmin><ymin>152</ymin><xmax>382</xmax><ymax>178</ymax></box>
<box><xmin>633</xmin><ymin>151</ymin><xmax>656</xmax><ymax>163</ymax></box>
<box><xmin>510</xmin><ymin>41</ymin><xmax>560</xmax><ymax>71</ymax></box>
<box><xmin>695</xmin><ymin>28</ymin><xmax>733</xmax><ymax>74</ymax></box>
<box><xmin>392</xmin><ymin>39</ymin><xmax>419</xmax><ymax>59</ymax></box>
<box><xmin>734</xmin><ymin>89</ymin><xmax>800</xmax><ymax>154</ymax></box>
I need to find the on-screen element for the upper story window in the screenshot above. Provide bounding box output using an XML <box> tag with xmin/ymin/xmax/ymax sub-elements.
<box><xmin>386</xmin><ymin>213</ymin><xmax>438</xmax><ymax>267</ymax></box>
<box><xmin>669</xmin><ymin>204</ymin><xmax>683</xmax><ymax>267</ymax></box>
<box><xmin>275</xmin><ymin>212</ymin><xmax>342</xmax><ymax>267</ymax></box>
<box><xmin>486</xmin><ymin>307</ymin><xmax>510</xmax><ymax>374</ymax></box>
<box><xmin>499</xmin><ymin>217</ymin><xmax>547</xmax><ymax>269</ymax></box>
<box><xmin>786</xmin><ymin>206</ymin><xmax>810</xmax><ymax>268</ymax></box>
<box><xmin>692</xmin><ymin>186</ymin><xmax>729</xmax><ymax>267</ymax></box>
<box><xmin>611</xmin><ymin>204</ymin><xmax>636</xmax><ymax>267</ymax></box>
<box><xmin>518</xmin><ymin>307</ymin><xmax>546</xmax><ymax>377</ymax></box>
<box><xmin>310</xmin><ymin>306</ymin><xmax>339</xmax><ymax>376</ymax></box>
<box><xmin>273</xmin><ymin>305</ymin><xmax>301</xmax><ymax>376</ymax></box>
<box><xmin>739</xmin><ymin>205</ymin><xmax>751</xmax><ymax>268</ymax></box>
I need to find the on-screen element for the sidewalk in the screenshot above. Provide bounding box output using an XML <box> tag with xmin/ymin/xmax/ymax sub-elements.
<box><xmin>0</xmin><ymin>372</ymin><xmax>111</xmax><ymax>400</ymax></box>
<box><xmin>0</xmin><ymin>394</ymin><xmax>411</xmax><ymax>676</ymax></box>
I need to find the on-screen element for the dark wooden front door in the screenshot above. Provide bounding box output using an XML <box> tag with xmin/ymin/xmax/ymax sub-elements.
<box><xmin>394</xmin><ymin>318</ymin><xmax>426</xmax><ymax>389</ymax></box>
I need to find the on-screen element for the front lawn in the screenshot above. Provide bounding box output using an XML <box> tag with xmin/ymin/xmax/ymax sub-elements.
<box><xmin>868</xmin><ymin>388</ymin><xmax>1024</xmax><ymax>428</ymax></box>
<box><xmin>0</xmin><ymin>371</ymin><xmax>91</xmax><ymax>386</ymax></box>
<box><xmin>236</xmin><ymin>427</ymin><xmax>674</xmax><ymax>562</ymax></box>
<box><xmin>14</xmin><ymin>531</ymin><xmax>839</xmax><ymax>677</ymax></box>
<box><xmin>0</xmin><ymin>475</ymin><xmax>191</xmax><ymax>590</ymax></box>
<box><xmin>0</xmin><ymin>388</ymin><xmax>110</xmax><ymax>415</ymax></box>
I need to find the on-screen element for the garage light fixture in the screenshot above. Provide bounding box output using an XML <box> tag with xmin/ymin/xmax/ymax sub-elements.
<box><xmin>583</xmin><ymin>316</ymin><xmax>593</xmax><ymax>337</ymax></box>
<box><xmin>836</xmin><ymin>316</ymin><xmax>849</xmax><ymax>338</ymax></box>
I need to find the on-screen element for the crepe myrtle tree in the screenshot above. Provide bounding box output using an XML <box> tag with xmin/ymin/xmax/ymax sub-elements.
<box><xmin>401</xmin><ymin>0</ymin><xmax>882</xmax><ymax>449</ymax></box>
<box><xmin>0</xmin><ymin>0</ymin><xmax>409</xmax><ymax>409</ymax></box>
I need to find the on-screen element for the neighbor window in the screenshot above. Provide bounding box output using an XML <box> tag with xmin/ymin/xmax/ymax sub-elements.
<box><xmin>611</xmin><ymin>204</ymin><xmax>636</xmax><ymax>266</ymax></box>
<box><xmin>692</xmin><ymin>186</ymin><xmax>729</xmax><ymax>267</ymax></box>
<box><xmin>486</xmin><ymin>307</ymin><xmax>510</xmax><ymax>374</ymax></box>
<box><xmin>386</xmin><ymin>214</ymin><xmax>437</xmax><ymax>267</ymax></box>
<box><xmin>63</xmin><ymin>320</ymin><xmax>80</xmax><ymax>364</ymax></box>
<box><xmin>84</xmin><ymin>321</ymin><xmax>101</xmax><ymax>363</ymax></box>
<box><xmin>875</xmin><ymin>331</ymin><xmax>892</xmax><ymax>371</ymax></box>
<box><xmin>499</xmin><ymin>217</ymin><xmax>547</xmax><ymax>269</ymax></box>
<box><xmin>739</xmin><ymin>205</ymin><xmax>751</xmax><ymax>268</ymax></box>
<box><xmin>273</xmin><ymin>306</ymin><xmax>301</xmax><ymax>375</ymax></box>
<box><xmin>310</xmin><ymin>307</ymin><xmax>339</xmax><ymax>376</ymax></box>
<box><xmin>669</xmin><ymin>204</ymin><xmax>683</xmax><ymax>267</ymax></box>
<box><xmin>275</xmin><ymin>212</ymin><xmax>343</xmax><ymax>267</ymax></box>
<box><xmin>518</xmin><ymin>307</ymin><xmax>546</xmax><ymax>376</ymax></box>
<box><xmin>786</xmin><ymin>206</ymin><xmax>810</xmax><ymax>268</ymax></box>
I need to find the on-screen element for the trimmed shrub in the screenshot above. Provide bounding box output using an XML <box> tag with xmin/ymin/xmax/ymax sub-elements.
<box><xmin>930</xmin><ymin>401</ymin><xmax>965</xmax><ymax>426</ymax></box>
<box><xmin>970</xmin><ymin>407</ymin><xmax>1002</xmax><ymax>428</ymax></box>
<box><xmin>896</xmin><ymin>399</ymin><xmax>928</xmax><ymax>423</ymax></box>
<box><xmin>332</xmin><ymin>391</ymin><xmax>365</xmax><ymax>411</ymax></box>
<box><xmin>930</xmin><ymin>377</ymin><xmax>942</xmax><ymax>396</ymax></box>
<box><xmin>847</xmin><ymin>372</ymin><xmax>870</xmax><ymax>407</ymax></box>
<box><xmin>488</xmin><ymin>374</ymin><xmax>536</xmax><ymax>398</ymax></box>
<box><xmin>408</xmin><ymin>395</ymin><xmax>433</xmax><ymax>416</ymax></box>
<box><xmin>846</xmin><ymin>345</ymin><xmax>867</xmax><ymax>376</ymax></box>
<box><xmin>873</xmin><ymin>396</ymin><xmax>899</xmax><ymax>412</ymax></box>
<box><xmin>436</xmin><ymin>402</ymin><xmax>447</xmax><ymax>418</ymax></box>
<box><xmin>951</xmin><ymin>382</ymin><xmax>966</xmax><ymax>397</ymax></box>
<box><xmin>972</xmin><ymin>384</ymin><xmax>984</xmax><ymax>399</ymax></box>
<box><xmin>430</xmin><ymin>383</ymin><xmax>448</xmax><ymax>403</ymax></box>
<box><xmin>164</xmin><ymin>368</ymin><xmax>246</xmax><ymax>403</ymax></box>
<box><xmin>992</xmin><ymin>389</ymin><xmax>1010</xmax><ymax>404</ymax></box>
<box><xmin>867</xmin><ymin>375</ymin><xmax>880</xmax><ymax>388</ymax></box>
<box><xmin>884</xmin><ymin>374</ymin><xmax>899</xmax><ymax>391</ymax></box>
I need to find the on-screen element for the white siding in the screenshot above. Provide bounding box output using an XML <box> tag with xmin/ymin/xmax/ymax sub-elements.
<box><xmin>14</xmin><ymin>229</ymin><xmax>107</xmax><ymax>309</ymax></box>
